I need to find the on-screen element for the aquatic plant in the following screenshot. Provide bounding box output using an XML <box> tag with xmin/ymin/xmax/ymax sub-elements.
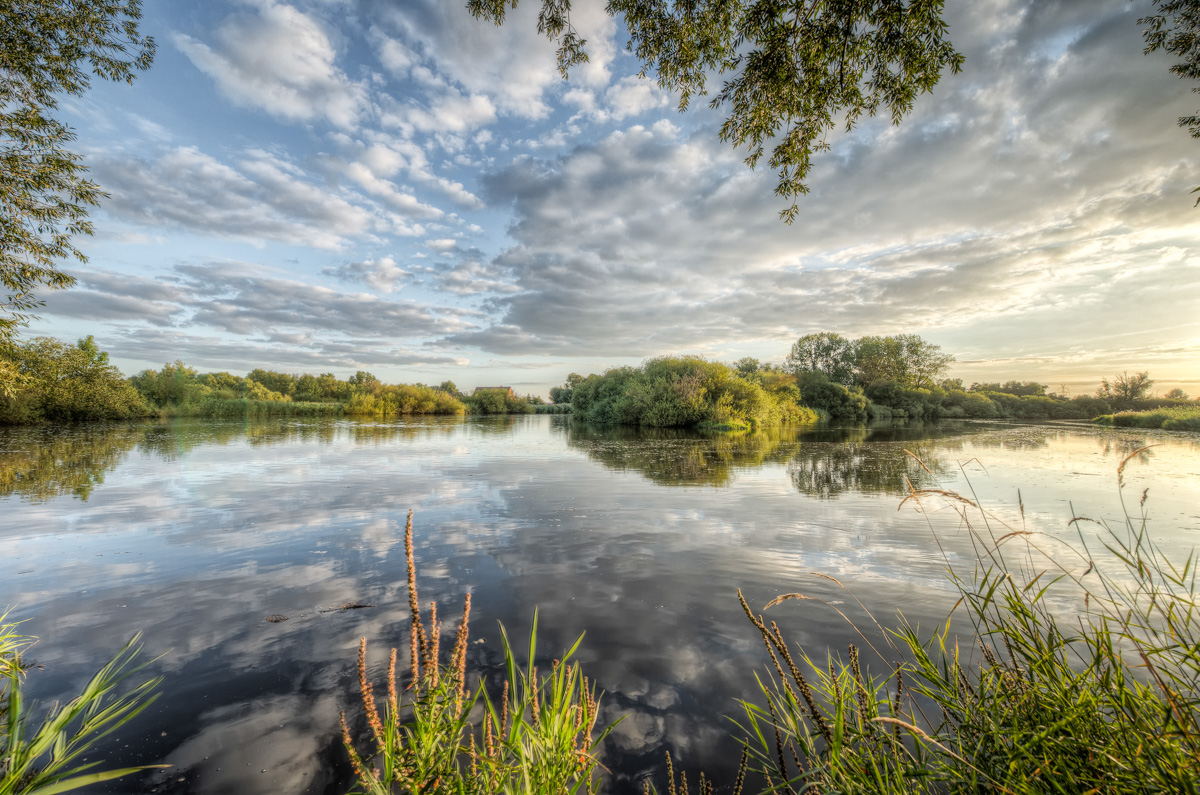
<box><xmin>0</xmin><ymin>611</ymin><xmax>162</xmax><ymax>794</ymax></box>
<box><xmin>732</xmin><ymin>447</ymin><xmax>1200</xmax><ymax>793</ymax></box>
<box><xmin>1095</xmin><ymin>405</ymin><xmax>1200</xmax><ymax>431</ymax></box>
<box><xmin>341</xmin><ymin>511</ymin><xmax>614</xmax><ymax>794</ymax></box>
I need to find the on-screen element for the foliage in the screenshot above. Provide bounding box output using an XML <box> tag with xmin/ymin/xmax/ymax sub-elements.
<box><xmin>345</xmin><ymin>382</ymin><xmax>466</xmax><ymax>416</ymax></box>
<box><xmin>1095</xmin><ymin>405</ymin><xmax>1200</xmax><ymax>431</ymax></box>
<box><xmin>196</xmin><ymin>398</ymin><xmax>341</xmax><ymax>420</ymax></box>
<box><xmin>570</xmin><ymin>356</ymin><xmax>810</xmax><ymax>429</ymax></box>
<box><xmin>467</xmin><ymin>1</ymin><xmax>1200</xmax><ymax>213</ymax></box>
<box><xmin>341</xmin><ymin>512</ymin><xmax>614</xmax><ymax>795</ymax></box>
<box><xmin>0</xmin><ymin>609</ymin><xmax>162</xmax><ymax>794</ymax></box>
<box><xmin>129</xmin><ymin>361</ymin><xmax>208</xmax><ymax>409</ymax></box>
<box><xmin>245</xmin><ymin>368</ymin><xmax>297</xmax><ymax>397</ymax></box>
<box><xmin>0</xmin><ymin>336</ymin><xmax>147</xmax><ymax>423</ymax></box>
<box><xmin>1098</xmin><ymin>370</ymin><xmax>1155</xmax><ymax>403</ymax></box>
<box><xmin>853</xmin><ymin>334</ymin><xmax>953</xmax><ymax>388</ymax></box>
<box><xmin>0</xmin><ymin>0</ymin><xmax>155</xmax><ymax>344</ymax></box>
<box><xmin>785</xmin><ymin>333</ymin><xmax>855</xmax><ymax>386</ymax></box>
<box><xmin>468</xmin><ymin>0</ymin><xmax>962</xmax><ymax>222</ymax></box>
<box><xmin>794</xmin><ymin>371</ymin><xmax>868</xmax><ymax>422</ymax></box>
<box><xmin>1165</xmin><ymin>387</ymin><xmax>1190</xmax><ymax>400</ymax></box>
<box><xmin>734</xmin><ymin>454</ymin><xmax>1200</xmax><ymax>793</ymax></box>
<box><xmin>969</xmin><ymin>380</ymin><xmax>1047</xmax><ymax>397</ymax></box>
<box><xmin>463</xmin><ymin>388</ymin><xmax>534</xmax><ymax>415</ymax></box>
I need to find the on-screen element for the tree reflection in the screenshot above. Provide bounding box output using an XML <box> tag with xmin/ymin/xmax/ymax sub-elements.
<box><xmin>787</xmin><ymin>436</ymin><xmax>956</xmax><ymax>498</ymax></box>
<box><xmin>0</xmin><ymin>424</ymin><xmax>145</xmax><ymax>502</ymax></box>
<box><xmin>567</xmin><ymin>422</ymin><xmax>794</xmax><ymax>487</ymax></box>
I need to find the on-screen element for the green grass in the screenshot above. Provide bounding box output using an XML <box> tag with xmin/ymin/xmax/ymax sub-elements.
<box><xmin>341</xmin><ymin>511</ymin><xmax>616</xmax><ymax>795</ymax></box>
<box><xmin>731</xmin><ymin>448</ymin><xmax>1200</xmax><ymax>793</ymax></box>
<box><xmin>0</xmin><ymin>611</ymin><xmax>163</xmax><ymax>794</ymax></box>
<box><xmin>1095</xmin><ymin>405</ymin><xmax>1200</xmax><ymax>430</ymax></box>
<box><xmin>345</xmin><ymin>452</ymin><xmax>1200</xmax><ymax>795</ymax></box>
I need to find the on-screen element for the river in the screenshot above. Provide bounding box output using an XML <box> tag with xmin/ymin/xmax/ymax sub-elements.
<box><xmin>2</xmin><ymin>416</ymin><xmax>1198</xmax><ymax>793</ymax></box>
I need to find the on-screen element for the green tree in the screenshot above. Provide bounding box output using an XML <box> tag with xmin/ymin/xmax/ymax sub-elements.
<box><xmin>785</xmin><ymin>332</ymin><xmax>855</xmax><ymax>385</ymax></box>
<box><xmin>1</xmin><ymin>1</ymin><xmax>155</xmax><ymax>343</ymax></box>
<box><xmin>1165</xmin><ymin>386</ymin><xmax>1189</xmax><ymax>399</ymax></box>
<box><xmin>1099</xmin><ymin>371</ymin><xmax>1155</xmax><ymax>402</ymax></box>
<box><xmin>467</xmin><ymin>1</ymin><xmax>1200</xmax><ymax>214</ymax></box>
<box><xmin>246</xmin><ymin>368</ymin><xmax>297</xmax><ymax>396</ymax></box>
<box><xmin>851</xmin><ymin>333</ymin><xmax>952</xmax><ymax>388</ymax></box>
<box><xmin>468</xmin><ymin>0</ymin><xmax>961</xmax><ymax>222</ymax></box>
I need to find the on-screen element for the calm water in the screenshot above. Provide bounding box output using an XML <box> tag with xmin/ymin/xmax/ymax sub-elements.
<box><xmin>2</xmin><ymin>416</ymin><xmax>1199</xmax><ymax>793</ymax></box>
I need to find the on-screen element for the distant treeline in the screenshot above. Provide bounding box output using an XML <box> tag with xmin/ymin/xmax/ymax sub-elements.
<box><xmin>552</xmin><ymin>333</ymin><xmax>1195</xmax><ymax>428</ymax></box>
<box><xmin>0</xmin><ymin>336</ymin><xmax>555</xmax><ymax>425</ymax></box>
<box><xmin>2</xmin><ymin>333</ymin><xmax>1194</xmax><ymax>428</ymax></box>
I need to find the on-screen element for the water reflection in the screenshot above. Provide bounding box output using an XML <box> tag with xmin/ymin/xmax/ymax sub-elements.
<box><xmin>567</xmin><ymin>423</ymin><xmax>794</xmax><ymax>487</ymax></box>
<box><xmin>786</xmin><ymin>429</ymin><xmax>957</xmax><ymax>499</ymax></box>
<box><xmin>1</xmin><ymin>417</ymin><xmax>1198</xmax><ymax>794</ymax></box>
<box><xmin>0</xmin><ymin>423</ymin><xmax>145</xmax><ymax>502</ymax></box>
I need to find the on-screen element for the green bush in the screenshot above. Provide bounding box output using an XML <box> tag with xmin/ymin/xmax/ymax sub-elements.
<box><xmin>796</xmin><ymin>372</ymin><xmax>868</xmax><ymax>422</ymax></box>
<box><xmin>1</xmin><ymin>337</ymin><xmax>149</xmax><ymax>423</ymax></box>
<box><xmin>569</xmin><ymin>357</ymin><xmax>809</xmax><ymax>428</ymax></box>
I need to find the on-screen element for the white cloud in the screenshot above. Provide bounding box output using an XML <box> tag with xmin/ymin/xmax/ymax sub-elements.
<box><xmin>175</xmin><ymin>0</ymin><xmax>368</xmax><ymax>127</ymax></box>
<box><xmin>605</xmin><ymin>75</ymin><xmax>671</xmax><ymax>120</ymax></box>
<box><xmin>93</xmin><ymin>146</ymin><xmax>415</xmax><ymax>248</ymax></box>
<box><xmin>323</xmin><ymin>256</ymin><xmax>411</xmax><ymax>292</ymax></box>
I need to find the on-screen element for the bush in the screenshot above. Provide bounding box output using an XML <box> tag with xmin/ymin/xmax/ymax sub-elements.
<box><xmin>796</xmin><ymin>372</ymin><xmax>868</xmax><ymax>422</ymax></box>
<box><xmin>1</xmin><ymin>337</ymin><xmax>149</xmax><ymax>423</ymax></box>
<box><xmin>569</xmin><ymin>357</ymin><xmax>809</xmax><ymax>428</ymax></box>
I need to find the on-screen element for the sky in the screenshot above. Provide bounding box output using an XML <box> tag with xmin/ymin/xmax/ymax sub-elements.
<box><xmin>30</xmin><ymin>0</ymin><xmax>1200</xmax><ymax>397</ymax></box>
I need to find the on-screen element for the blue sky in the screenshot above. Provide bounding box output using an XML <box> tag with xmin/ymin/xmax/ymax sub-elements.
<box><xmin>30</xmin><ymin>0</ymin><xmax>1200</xmax><ymax>397</ymax></box>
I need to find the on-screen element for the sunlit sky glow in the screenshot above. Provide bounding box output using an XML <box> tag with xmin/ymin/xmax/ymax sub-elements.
<box><xmin>30</xmin><ymin>0</ymin><xmax>1200</xmax><ymax>397</ymax></box>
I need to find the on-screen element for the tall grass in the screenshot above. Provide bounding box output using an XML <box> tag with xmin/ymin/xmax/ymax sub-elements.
<box><xmin>341</xmin><ymin>511</ymin><xmax>615</xmax><ymax>794</ymax></box>
<box><xmin>1095</xmin><ymin>405</ymin><xmax>1200</xmax><ymax>431</ymax></box>
<box><xmin>732</xmin><ymin>448</ymin><xmax>1200</xmax><ymax>793</ymax></box>
<box><xmin>0</xmin><ymin>611</ymin><xmax>163</xmax><ymax>794</ymax></box>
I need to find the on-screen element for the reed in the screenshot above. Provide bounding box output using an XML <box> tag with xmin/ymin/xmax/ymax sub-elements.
<box><xmin>0</xmin><ymin>610</ymin><xmax>163</xmax><ymax>794</ymax></box>
<box><xmin>1095</xmin><ymin>405</ymin><xmax>1200</xmax><ymax>430</ymax></box>
<box><xmin>731</xmin><ymin>448</ymin><xmax>1200</xmax><ymax>793</ymax></box>
<box><xmin>341</xmin><ymin>512</ymin><xmax>616</xmax><ymax>795</ymax></box>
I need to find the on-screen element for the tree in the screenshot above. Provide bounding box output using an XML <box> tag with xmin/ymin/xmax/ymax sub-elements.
<box><xmin>469</xmin><ymin>0</ymin><xmax>961</xmax><ymax>222</ymax></box>
<box><xmin>1098</xmin><ymin>371</ymin><xmax>1155</xmax><ymax>401</ymax></box>
<box><xmin>1165</xmin><ymin>386</ymin><xmax>1189</xmax><ymax>399</ymax></box>
<box><xmin>785</xmin><ymin>332</ymin><xmax>855</xmax><ymax>385</ymax></box>
<box><xmin>1</xmin><ymin>1</ymin><xmax>155</xmax><ymax>343</ymax></box>
<box><xmin>467</xmin><ymin>1</ymin><xmax>1200</xmax><ymax>215</ymax></box>
<box><xmin>850</xmin><ymin>333</ymin><xmax>952</xmax><ymax>388</ymax></box>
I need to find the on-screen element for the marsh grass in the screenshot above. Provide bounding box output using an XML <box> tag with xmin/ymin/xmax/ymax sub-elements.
<box><xmin>732</xmin><ymin>447</ymin><xmax>1200</xmax><ymax>793</ymax></box>
<box><xmin>1095</xmin><ymin>405</ymin><xmax>1200</xmax><ymax>431</ymax></box>
<box><xmin>341</xmin><ymin>511</ymin><xmax>615</xmax><ymax>795</ymax></box>
<box><xmin>0</xmin><ymin>611</ymin><xmax>163</xmax><ymax>794</ymax></box>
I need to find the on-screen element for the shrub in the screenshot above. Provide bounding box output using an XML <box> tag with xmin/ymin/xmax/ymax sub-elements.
<box><xmin>795</xmin><ymin>372</ymin><xmax>868</xmax><ymax>422</ymax></box>
<box><xmin>1</xmin><ymin>337</ymin><xmax>149</xmax><ymax>423</ymax></box>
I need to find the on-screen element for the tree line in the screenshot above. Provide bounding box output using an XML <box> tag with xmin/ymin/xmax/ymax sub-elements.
<box><xmin>0</xmin><ymin>336</ymin><xmax>553</xmax><ymax>424</ymax></box>
<box><xmin>550</xmin><ymin>333</ymin><xmax>1194</xmax><ymax>427</ymax></box>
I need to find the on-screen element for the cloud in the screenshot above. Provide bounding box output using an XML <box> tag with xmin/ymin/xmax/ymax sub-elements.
<box><xmin>442</xmin><ymin>1</ymin><xmax>1200</xmax><ymax>366</ymax></box>
<box><xmin>174</xmin><ymin>261</ymin><xmax>475</xmax><ymax>339</ymax></box>
<box><xmin>175</xmin><ymin>0</ymin><xmax>368</xmax><ymax>127</ymax></box>
<box><xmin>365</xmin><ymin>0</ymin><xmax>615</xmax><ymax>119</ymax></box>
<box><xmin>322</xmin><ymin>256</ymin><xmax>411</xmax><ymax>293</ymax></box>
<box><xmin>92</xmin><ymin>146</ymin><xmax>424</xmax><ymax>248</ymax></box>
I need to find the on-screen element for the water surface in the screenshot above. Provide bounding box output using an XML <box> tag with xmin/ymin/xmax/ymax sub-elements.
<box><xmin>2</xmin><ymin>416</ymin><xmax>1198</xmax><ymax>793</ymax></box>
